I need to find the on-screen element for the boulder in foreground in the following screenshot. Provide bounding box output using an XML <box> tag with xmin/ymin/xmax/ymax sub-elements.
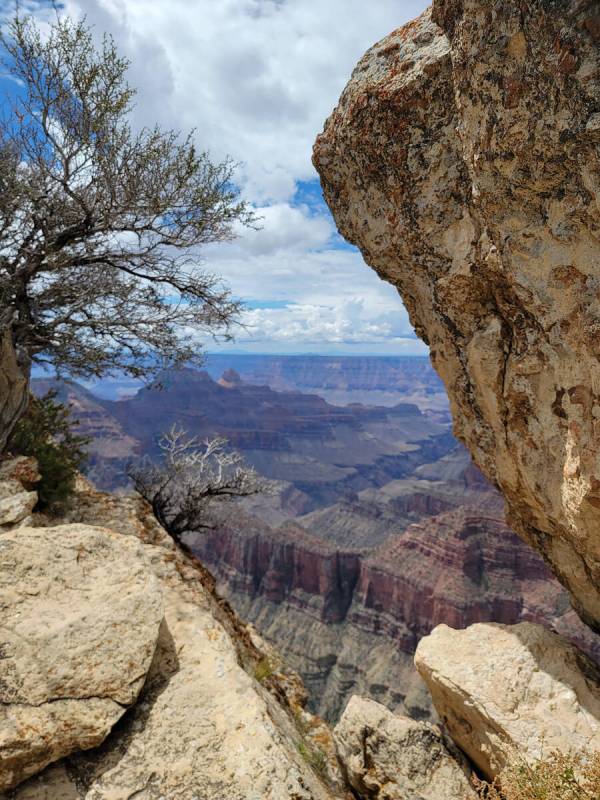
<box><xmin>0</xmin><ymin>524</ymin><xmax>164</xmax><ymax>790</ymax></box>
<box><xmin>415</xmin><ymin>622</ymin><xmax>600</xmax><ymax>780</ymax></box>
<box><xmin>334</xmin><ymin>695</ymin><xmax>476</xmax><ymax>799</ymax></box>
<box><xmin>4</xmin><ymin>489</ymin><xmax>340</xmax><ymax>799</ymax></box>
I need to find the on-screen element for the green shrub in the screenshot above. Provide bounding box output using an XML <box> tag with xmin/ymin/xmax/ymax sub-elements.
<box><xmin>475</xmin><ymin>750</ymin><xmax>600</xmax><ymax>800</ymax></box>
<box><xmin>254</xmin><ymin>658</ymin><xmax>274</xmax><ymax>684</ymax></box>
<box><xmin>9</xmin><ymin>391</ymin><xmax>89</xmax><ymax>511</ymax></box>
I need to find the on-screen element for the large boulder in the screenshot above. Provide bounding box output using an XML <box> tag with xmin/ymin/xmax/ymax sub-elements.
<box><xmin>0</xmin><ymin>525</ymin><xmax>164</xmax><ymax>790</ymax></box>
<box><xmin>313</xmin><ymin>1</ymin><xmax>600</xmax><ymax>631</ymax></box>
<box><xmin>415</xmin><ymin>622</ymin><xmax>600</xmax><ymax>780</ymax></box>
<box><xmin>4</xmin><ymin>490</ymin><xmax>340</xmax><ymax>799</ymax></box>
<box><xmin>334</xmin><ymin>695</ymin><xmax>476</xmax><ymax>799</ymax></box>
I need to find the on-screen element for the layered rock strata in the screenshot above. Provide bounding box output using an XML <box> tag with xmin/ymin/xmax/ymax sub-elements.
<box><xmin>415</xmin><ymin>622</ymin><xmax>600</xmax><ymax>780</ymax></box>
<box><xmin>313</xmin><ymin>1</ymin><xmax>600</xmax><ymax>630</ymax></box>
<box><xmin>193</xmin><ymin>481</ymin><xmax>600</xmax><ymax>722</ymax></box>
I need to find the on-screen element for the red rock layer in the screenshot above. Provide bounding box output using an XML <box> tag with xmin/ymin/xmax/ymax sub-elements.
<box><xmin>192</xmin><ymin>506</ymin><xmax>600</xmax><ymax>666</ymax></box>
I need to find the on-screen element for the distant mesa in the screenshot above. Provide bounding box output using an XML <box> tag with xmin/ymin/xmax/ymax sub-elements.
<box><xmin>218</xmin><ymin>368</ymin><xmax>242</xmax><ymax>388</ymax></box>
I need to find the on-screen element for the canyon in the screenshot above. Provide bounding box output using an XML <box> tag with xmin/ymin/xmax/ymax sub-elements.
<box><xmin>3</xmin><ymin>0</ymin><xmax>600</xmax><ymax>795</ymax></box>
<box><xmin>190</xmin><ymin>446</ymin><xmax>600</xmax><ymax>722</ymax></box>
<box><xmin>37</xmin><ymin>361</ymin><xmax>600</xmax><ymax>723</ymax></box>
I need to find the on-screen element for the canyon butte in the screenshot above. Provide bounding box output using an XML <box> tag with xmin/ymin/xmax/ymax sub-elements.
<box><xmin>2</xmin><ymin>0</ymin><xmax>600</xmax><ymax>798</ymax></box>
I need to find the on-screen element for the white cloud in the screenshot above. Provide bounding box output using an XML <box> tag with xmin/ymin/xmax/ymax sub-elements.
<box><xmin>55</xmin><ymin>0</ymin><xmax>428</xmax><ymax>202</ymax></box>
<box><xmin>231</xmin><ymin>203</ymin><xmax>334</xmax><ymax>255</ymax></box>
<box><xmin>18</xmin><ymin>0</ymin><xmax>431</xmax><ymax>355</ymax></box>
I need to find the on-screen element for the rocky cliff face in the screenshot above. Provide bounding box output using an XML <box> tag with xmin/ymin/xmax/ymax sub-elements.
<box><xmin>313</xmin><ymin>1</ymin><xmax>600</xmax><ymax>631</ymax></box>
<box><xmin>192</xmin><ymin>454</ymin><xmax>600</xmax><ymax>722</ymax></box>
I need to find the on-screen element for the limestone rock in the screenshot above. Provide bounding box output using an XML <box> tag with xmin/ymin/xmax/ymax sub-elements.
<box><xmin>0</xmin><ymin>481</ymin><xmax>36</xmax><ymax>526</ymax></box>
<box><xmin>415</xmin><ymin>622</ymin><xmax>600</xmax><ymax>780</ymax></box>
<box><xmin>313</xmin><ymin>1</ymin><xmax>600</xmax><ymax>630</ymax></box>
<box><xmin>334</xmin><ymin>695</ymin><xmax>476</xmax><ymax>799</ymax></box>
<box><xmin>0</xmin><ymin>525</ymin><xmax>164</xmax><ymax>790</ymax></box>
<box><xmin>4</xmin><ymin>489</ymin><xmax>339</xmax><ymax>799</ymax></box>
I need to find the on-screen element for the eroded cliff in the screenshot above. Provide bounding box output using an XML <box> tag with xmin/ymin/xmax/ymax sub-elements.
<box><xmin>191</xmin><ymin>453</ymin><xmax>600</xmax><ymax>723</ymax></box>
<box><xmin>313</xmin><ymin>0</ymin><xmax>600</xmax><ymax>630</ymax></box>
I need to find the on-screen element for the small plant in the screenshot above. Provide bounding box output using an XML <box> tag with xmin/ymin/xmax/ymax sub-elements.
<box><xmin>9</xmin><ymin>391</ymin><xmax>89</xmax><ymax>511</ymax></box>
<box><xmin>254</xmin><ymin>658</ymin><xmax>274</xmax><ymax>684</ymax></box>
<box><xmin>293</xmin><ymin>706</ymin><xmax>313</xmax><ymax>737</ymax></box>
<box><xmin>474</xmin><ymin>750</ymin><xmax>600</xmax><ymax>800</ymax></box>
<box><xmin>297</xmin><ymin>740</ymin><xmax>328</xmax><ymax>780</ymax></box>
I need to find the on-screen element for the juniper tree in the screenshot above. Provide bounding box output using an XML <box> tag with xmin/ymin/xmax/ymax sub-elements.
<box><xmin>0</xmin><ymin>14</ymin><xmax>254</xmax><ymax>452</ymax></box>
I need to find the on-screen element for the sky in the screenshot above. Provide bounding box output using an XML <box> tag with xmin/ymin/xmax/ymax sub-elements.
<box><xmin>3</xmin><ymin>0</ymin><xmax>430</xmax><ymax>356</ymax></box>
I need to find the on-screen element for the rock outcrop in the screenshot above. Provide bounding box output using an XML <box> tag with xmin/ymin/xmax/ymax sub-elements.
<box><xmin>0</xmin><ymin>458</ymin><xmax>39</xmax><ymax>530</ymax></box>
<box><xmin>313</xmin><ymin>1</ymin><xmax>600</xmax><ymax>631</ymax></box>
<box><xmin>0</xmin><ymin>463</ymin><xmax>345</xmax><ymax>799</ymax></box>
<box><xmin>0</xmin><ymin>525</ymin><xmax>164</xmax><ymax>790</ymax></box>
<box><xmin>415</xmin><ymin>622</ymin><xmax>600</xmax><ymax>780</ymax></box>
<box><xmin>334</xmin><ymin>695</ymin><xmax>476</xmax><ymax>799</ymax></box>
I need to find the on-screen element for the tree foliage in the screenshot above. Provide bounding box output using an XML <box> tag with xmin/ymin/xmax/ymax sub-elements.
<box><xmin>9</xmin><ymin>390</ymin><xmax>89</xmax><ymax>510</ymax></box>
<box><xmin>0</xmin><ymin>12</ymin><xmax>254</xmax><ymax>440</ymax></box>
<box><xmin>129</xmin><ymin>424</ymin><xmax>267</xmax><ymax>545</ymax></box>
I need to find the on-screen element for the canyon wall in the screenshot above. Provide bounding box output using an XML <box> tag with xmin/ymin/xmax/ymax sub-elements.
<box><xmin>192</xmin><ymin>472</ymin><xmax>600</xmax><ymax>722</ymax></box>
<box><xmin>313</xmin><ymin>1</ymin><xmax>600</xmax><ymax>630</ymax></box>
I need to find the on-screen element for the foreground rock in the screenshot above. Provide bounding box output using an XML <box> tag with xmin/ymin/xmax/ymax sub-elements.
<box><xmin>334</xmin><ymin>695</ymin><xmax>476</xmax><ymax>799</ymax></box>
<box><xmin>314</xmin><ymin>1</ymin><xmax>600</xmax><ymax>631</ymax></box>
<box><xmin>415</xmin><ymin>622</ymin><xmax>600</xmax><ymax>780</ymax></box>
<box><xmin>0</xmin><ymin>482</ymin><xmax>36</xmax><ymax>527</ymax></box>
<box><xmin>0</xmin><ymin>525</ymin><xmax>164</xmax><ymax>790</ymax></box>
<box><xmin>3</xmin><ymin>483</ymin><xmax>342</xmax><ymax>799</ymax></box>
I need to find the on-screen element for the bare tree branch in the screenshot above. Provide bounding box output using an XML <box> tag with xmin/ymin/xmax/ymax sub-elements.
<box><xmin>129</xmin><ymin>425</ymin><xmax>270</xmax><ymax>545</ymax></box>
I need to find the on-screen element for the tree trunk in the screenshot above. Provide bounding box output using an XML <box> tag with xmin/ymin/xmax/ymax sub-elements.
<box><xmin>0</xmin><ymin>327</ymin><xmax>30</xmax><ymax>454</ymax></box>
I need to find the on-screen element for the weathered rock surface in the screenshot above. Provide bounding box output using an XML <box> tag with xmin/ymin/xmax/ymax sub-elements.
<box><xmin>415</xmin><ymin>622</ymin><xmax>600</xmax><ymax>780</ymax></box>
<box><xmin>3</xmin><ymin>483</ymin><xmax>342</xmax><ymax>799</ymax></box>
<box><xmin>313</xmin><ymin>1</ymin><xmax>600</xmax><ymax>630</ymax></box>
<box><xmin>334</xmin><ymin>695</ymin><xmax>476</xmax><ymax>799</ymax></box>
<box><xmin>0</xmin><ymin>458</ymin><xmax>40</xmax><ymax>488</ymax></box>
<box><xmin>0</xmin><ymin>481</ymin><xmax>36</xmax><ymax>526</ymax></box>
<box><xmin>0</xmin><ymin>524</ymin><xmax>164</xmax><ymax>790</ymax></box>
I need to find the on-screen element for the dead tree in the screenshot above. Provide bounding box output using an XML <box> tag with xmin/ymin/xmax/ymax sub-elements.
<box><xmin>129</xmin><ymin>425</ymin><xmax>266</xmax><ymax>545</ymax></box>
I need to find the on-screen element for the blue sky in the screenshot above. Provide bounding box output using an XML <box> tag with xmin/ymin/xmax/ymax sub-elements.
<box><xmin>2</xmin><ymin>0</ymin><xmax>431</xmax><ymax>356</ymax></box>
